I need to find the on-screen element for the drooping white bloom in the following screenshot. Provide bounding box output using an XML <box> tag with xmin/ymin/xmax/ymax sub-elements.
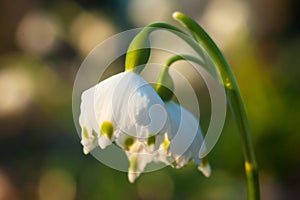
<box><xmin>165</xmin><ymin>101</ymin><xmax>211</xmax><ymax>177</ymax></box>
<box><xmin>79</xmin><ymin>71</ymin><xmax>173</xmax><ymax>182</ymax></box>
<box><xmin>79</xmin><ymin>71</ymin><xmax>210</xmax><ymax>182</ymax></box>
<box><xmin>79</xmin><ymin>71</ymin><xmax>169</xmax><ymax>152</ymax></box>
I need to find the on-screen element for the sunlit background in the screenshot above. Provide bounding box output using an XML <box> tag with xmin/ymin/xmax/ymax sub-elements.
<box><xmin>0</xmin><ymin>0</ymin><xmax>299</xmax><ymax>199</ymax></box>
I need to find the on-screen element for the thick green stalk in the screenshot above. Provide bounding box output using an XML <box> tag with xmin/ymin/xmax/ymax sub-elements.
<box><xmin>172</xmin><ymin>12</ymin><xmax>260</xmax><ymax>200</ymax></box>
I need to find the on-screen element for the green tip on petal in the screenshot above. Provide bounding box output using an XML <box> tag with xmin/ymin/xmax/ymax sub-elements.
<box><xmin>124</xmin><ymin>137</ymin><xmax>135</xmax><ymax>149</ymax></box>
<box><xmin>82</xmin><ymin>126</ymin><xmax>89</xmax><ymax>139</ymax></box>
<box><xmin>100</xmin><ymin>121</ymin><xmax>114</xmax><ymax>139</ymax></box>
<box><xmin>128</xmin><ymin>156</ymin><xmax>139</xmax><ymax>183</ymax></box>
<box><xmin>129</xmin><ymin>156</ymin><xmax>138</xmax><ymax>173</ymax></box>
<box><xmin>92</xmin><ymin>130</ymin><xmax>97</xmax><ymax>137</ymax></box>
<box><xmin>163</xmin><ymin>134</ymin><xmax>170</xmax><ymax>150</ymax></box>
<box><xmin>147</xmin><ymin>135</ymin><xmax>156</xmax><ymax>146</ymax></box>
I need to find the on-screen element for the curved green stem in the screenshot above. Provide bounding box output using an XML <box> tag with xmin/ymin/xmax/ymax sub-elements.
<box><xmin>164</xmin><ymin>54</ymin><xmax>204</xmax><ymax>67</ymax></box>
<box><xmin>156</xmin><ymin>54</ymin><xmax>205</xmax><ymax>102</ymax></box>
<box><xmin>125</xmin><ymin>22</ymin><xmax>206</xmax><ymax>73</ymax></box>
<box><xmin>172</xmin><ymin>12</ymin><xmax>260</xmax><ymax>200</ymax></box>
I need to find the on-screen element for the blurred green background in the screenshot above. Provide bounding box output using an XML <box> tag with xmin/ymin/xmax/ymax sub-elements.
<box><xmin>0</xmin><ymin>0</ymin><xmax>299</xmax><ymax>199</ymax></box>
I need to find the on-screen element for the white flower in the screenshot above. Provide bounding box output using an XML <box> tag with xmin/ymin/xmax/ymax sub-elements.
<box><xmin>165</xmin><ymin>101</ymin><xmax>211</xmax><ymax>177</ymax></box>
<box><xmin>79</xmin><ymin>70</ymin><xmax>210</xmax><ymax>182</ymax></box>
<box><xmin>79</xmin><ymin>70</ymin><xmax>169</xmax><ymax>152</ymax></box>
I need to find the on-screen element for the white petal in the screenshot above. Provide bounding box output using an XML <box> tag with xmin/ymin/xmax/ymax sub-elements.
<box><xmin>79</xmin><ymin>86</ymin><xmax>99</xmax><ymax>154</ymax></box>
<box><xmin>153</xmin><ymin>149</ymin><xmax>172</xmax><ymax>166</ymax></box>
<box><xmin>165</xmin><ymin>101</ymin><xmax>207</xmax><ymax>171</ymax></box>
<box><xmin>175</xmin><ymin>152</ymin><xmax>190</xmax><ymax>168</ymax></box>
<box><xmin>79</xmin><ymin>86</ymin><xmax>99</xmax><ymax>132</ymax></box>
<box><xmin>128</xmin><ymin>172</ymin><xmax>139</xmax><ymax>183</ymax></box>
<box><xmin>94</xmin><ymin>72</ymin><xmax>126</xmax><ymax>126</ymax></box>
<box><xmin>81</xmin><ymin>130</ymin><xmax>97</xmax><ymax>154</ymax></box>
<box><xmin>165</xmin><ymin>101</ymin><xmax>199</xmax><ymax>157</ymax></box>
<box><xmin>91</xmin><ymin>71</ymin><xmax>169</xmax><ymax>143</ymax></box>
<box><xmin>80</xmin><ymin>71</ymin><xmax>169</xmax><ymax>153</ymax></box>
<box><xmin>126</xmin><ymin>150</ymin><xmax>153</xmax><ymax>183</ymax></box>
<box><xmin>198</xmin><ymin>162</ymin><xmax>211</xmax><ymax>177</ymax></box>
<box><xmin>80</xmin><ymin>137</ymin><xmax>97</xmax><ymax>154</ymax></box>
<box><xmin>125</xmin><ymin>137</ymin><xmax>171</xmax><ymax>182</ymax></box>
<box><xmin>98</xmin><ymin>135</ymin><xmax>112</xmax><ymax>149</ymax></box>
<box><xmin>115</xmin><ymin>132</ymin><xmax>136</xmax><ymax>151</ymax></box>
<box><xmin>83</xmin><ymin>147</ymin><xmax>89</xmax><ymax>155</ymax></box>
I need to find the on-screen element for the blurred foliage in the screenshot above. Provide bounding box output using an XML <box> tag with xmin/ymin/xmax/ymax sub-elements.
<box><xmin>0</xmin><ymin>0</ymin><xmax>299</xmax><ymax>200</ymax></box>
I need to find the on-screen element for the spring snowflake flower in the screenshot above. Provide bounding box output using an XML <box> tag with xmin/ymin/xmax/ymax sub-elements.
<box><xmin>79</xmin><ymin>71</ymin><xmax>169</xmax><ymax>152</ymax></box>
<box><xmin>79</xmin><ymin>71</ymin><xmax>210</xmax><ymax>182</ymax></box>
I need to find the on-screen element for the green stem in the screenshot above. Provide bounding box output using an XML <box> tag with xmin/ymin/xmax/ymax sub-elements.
<box><xmin>164</xmin><ymin>54</ymin><xmax>204</xmax><ymax>67</ymax></box>
<box><xmin>125</xmin><ymin>22</ymin><xmax>206</xmax><ymax>72</ymax></box>
<box><xmin>172</xmin><ymin>12</ymin><xmax>260</xmax><ymax>200</ymax></box>
<box><xmin>156</xmin><ymin>54</ymin><xmax>205</xmax><ymax>102</ymax></box>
